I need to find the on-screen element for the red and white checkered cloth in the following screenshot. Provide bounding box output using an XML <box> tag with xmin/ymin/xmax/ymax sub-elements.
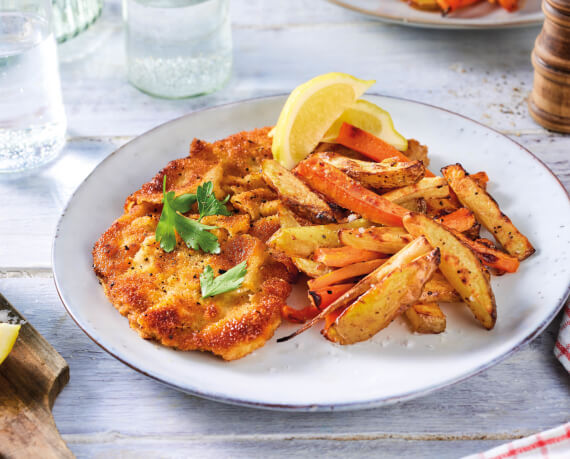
<box><xmin>463</xmin><ymin>423</ymin><xmax>570</xmax><ymax>459</ymax></box>
<box><xmin>554</xmin><ymin>304</ymin><xmax>570</xmax><ymax>372</ymax></box>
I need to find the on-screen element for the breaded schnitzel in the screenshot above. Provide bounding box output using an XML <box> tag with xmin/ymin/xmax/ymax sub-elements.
<box><xmin>93</xmin><ymin>128</ymin><xmax>297</xmax><ymax>360</ymax></box>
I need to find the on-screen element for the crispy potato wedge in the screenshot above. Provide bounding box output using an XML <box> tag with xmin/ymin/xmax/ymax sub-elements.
<box><xmin>294</xmin><ymin>156</ymin><xmax>409</xmax><ymax>227</ymax></box>
<box><xmin>277</xmin><ymin>236</ymin><xmax>433</xmax><ymax>342</ymax></box>
<box><xmin>382</xmin><ymin>177</ymin><xmax>449</xmax><ymax>204</ymax></box>
<box><xmin>403</xmin><ymin>212</ymin><xmax>497</xmax><ymax>329</ymax></box>
<box><xmin>277</xmin><ymin>206</ymin><xmax>302</xmax><ymax>228</ymax></box>
<box><xmin>340</xmin><ymin>226</ymin><xmax>414</xmax><ymax>254</ymax></box>
<box><xmin>291</xmin><ymin>257</ymin><xmax>332</xmax><ymax>278</ymax></box>
<box><xmin>317</xmin><ymin>152</ymin><xmax>425</xmax><ymax>189</ymax></box>
<box><xmin>262</xmin><ymin>159</ymin><xmax>336</xmax><ymax>224</ymax></box>
<box><xmin>399</xmin><ymin>198</ymin><xmax>428</xmax><ymax>214</ymax></box>
<box><xmin>442</xmin><ymin>164</ymin><xmax>535</xmax><ymax>261</ymax></box>
<box><xmin>323</xmin><ymin>248</ymin><xmax>440</xmax><ymax>344</ymax></box>
<box><xmin>405</xmin><ymin>303</ymin><xmax>446</xmax><ymax>334</ymax></box>
<box><xmin>419</xmin><ymin>272</ymin><xmax>461</xmax><ymax>303</ymax></box>
<box><xmin>268</xmin><ymin>219</ymin><xmax>370</xmax><ymax>258</ymax></box>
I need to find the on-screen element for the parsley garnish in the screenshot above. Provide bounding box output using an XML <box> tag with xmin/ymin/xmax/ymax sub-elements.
<box><xmin>196</xmin><ymin>181</ymin><xmax>231</xmax><ymax>220</ymax></box>
<box><xmin>200</xmin><ymin>261</ymin><xmax>247</xmax><ymax>298</ymax></box>
<box><xmin>155</xmin><ymin>177</ymin><xmax>220</xmax><ymax>254</ymax></box>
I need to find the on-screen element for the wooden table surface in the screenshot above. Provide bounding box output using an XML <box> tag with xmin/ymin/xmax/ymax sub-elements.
<box><xmin>1</xmin><ymin>1</ymin><xmax>569</xmax><ymax>457</ymax></box>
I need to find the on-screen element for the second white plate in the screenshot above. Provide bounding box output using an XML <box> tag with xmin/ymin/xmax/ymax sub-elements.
<box><xmin>53</xmin><ymin>95</ymin><xmax>570</xmax><ymax>411</ymax></box>
<box><xmin>329</xmin><ymin>0</ymin><xmax>543</xmax><ymax>29</ymax></box>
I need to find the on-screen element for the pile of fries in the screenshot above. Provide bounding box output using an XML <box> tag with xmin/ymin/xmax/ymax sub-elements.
<box><xmin>264</xmin><ymin>122</ymin><xmax>535</xmax><ymax>345</ymax></box>
<box><xmin>409</xmin><ymin>0</ymin><xmax>519</xmax><ymax>14</ymax></box>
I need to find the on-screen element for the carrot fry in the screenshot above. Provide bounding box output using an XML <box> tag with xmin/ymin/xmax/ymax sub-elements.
<box><xmin>307</xmin><ymin>259</ymin><xmax>386</xmax><ymax>291</ymax></box>
<box><xmin>294</xmin><ymin>157</ymin><xmax>408</xmax><ymax>227</ymax></box>
<box><xmin>335</xmin><ymin>123</ymin><xmax>435</xmax><ymax>177</ymax></box>
<box><xmin>497</xmin><ymin>0</ymin><xmax>518</xmax><ymax>12</ymax></box>
<box><xmin>313</xmin><ymin>247</ymin><xmax>383</xmax><ymax>267</ymax></box>
<box><xmin>470</xmin><ymin>171</ymin><xmax>489</xmax><ymax>190</ymax></box>
<box><xmin>437</xmin><ymin>0</ymin><xmax>481</xmax><ymax>13</ymax></box>
<box><xmin>282</xmin><ymin>305</ymin><xmax>320</xmax><ymax>324</ymax></box>
<box><xmin>435</xmin><ymin>208</ymin><xmax>477</xmax><ymax>233</ymax></box>
<box><xmin>324</xmin><ymin>307</ymin><xmax>345</xmax><ymax>330</ymax></box>
<box><xmin>308</xmin><ymin>283</ymin><xmax>356</xmax><ymax>310</ymax></box>
<box><xmin>451</xmin><ymin>229</ymin><xmax>520</xmax><ymax>273</ymax></box>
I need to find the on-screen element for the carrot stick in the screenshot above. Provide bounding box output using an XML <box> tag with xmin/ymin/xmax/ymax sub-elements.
<box><xmin>324</xmin><ymin>307</ymin><xmax>345</xmax><ymax>330</ymax></box>
<box><xmin>335</xmin><ymin>123</ymin><xmax>435</xmax><ymax>177</ymax></box>
<box><xmin>435</xmin><ymin>208</ymin><xmax>477</xmax><ymax>233</ymax></box>
<box><xmin>281</xmin><ymin>304</ymin><xmax>320</xmax><ymax>324</ymax></box>
<box><xmin>295</xmin><ymin>157</ymin><xmax>409</xmax><ymax>227</ymax></box>
<box><xmin>497</xmin><ymin>0</ymin><xmax>518</xmax><ymax>12</ymax></box>
<box><xmin>307</xmin><ymin>259</ymin><xmax>386</xmax><ymax>290</ymax></box>
<box><xmin>452</xmin><ymin>230</ymin><xmax>520</xmax><ymax>273</ymax></box>
<box><xmin>470</xmin><ymin>171</ymin><xmax>489</xmax><ymax>189</ymax></box>
<box><xmin>437</xmin><ymin>0</ymin><xmax>481</xmax><ymax>13</ymax></box>
<box><xmin>308</xmin><ymin>283</ymin><xmax>356</xmax><ymax>310</ymax></box>
<box><xmin>313</xmin><ymin>247</ymin><xmax>384</xmax><ymax>267</ymax></box>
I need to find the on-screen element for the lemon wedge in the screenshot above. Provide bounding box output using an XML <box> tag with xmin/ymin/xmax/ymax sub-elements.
<box><xmin>272</xmin><ymin>73</ymin><xmax>375</xmax><ymax>169</ymax></box>
<box><xmin>322</xmin><ymin>99</ymin><xmax>408</xmax><ymax>151</ymax></box>
<box><xmin>0</xmin><ymin>323</ymin><xmax>21</xmax><ymax>365</ymax></box>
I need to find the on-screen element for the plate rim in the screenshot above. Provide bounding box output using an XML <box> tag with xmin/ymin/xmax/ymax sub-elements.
<box><xmin>327</xmin><ymin>0</ymin><xmax>544</xmax><ymax>29</ymax></box>
<box><xmin>52</xmin><ymin>94</ymin><xmax>570</xmax><ymax>412</ymax></box>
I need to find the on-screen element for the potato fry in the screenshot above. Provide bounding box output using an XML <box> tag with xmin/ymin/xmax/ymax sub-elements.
<box><xmin>323</xmin><ymin>248</ymin><xmax>440</xmax><ymax>344</ymax></box>
<box><xmin>291</xmin><ymin>257</ymin><xmax>332</xmax><ymax>278</ymax></box>
<box><xmin>399</xmin><ymin>198</ymin><xmax>428</xmax><ymax>214</ymax></box>
<box><xmin>262</xmin><ymin>159</ymin><xmax>336</xmax><ymax>224</ymax></box>
<box><xmin>403</xmin><ymin>212</ymin><xmax>497</xmax><ymax>329</ymax></box>
<box><xmin>317</xmin><ymin>152</ymin><xmax>425</xmax><ymax>189</ymax></box>
<box><xmin>277</xmin><ymin>236</ymin><xmax>433</xmax><ymax>342</ymax></box>
<box><xmin>340</xmin><ymin>226</ymin><xmax>414</xmax><ymax>254</ymax></box>
<box><xmin>268</xmin><ymin>219</ymin><xmax>369</xmax><ymax>258</ymax></box>
<box><xmin>382</xmin><ymin>177</ymin><xmax>449</xmax><ymax>204</ymax></box>
<box><xmin>442</xmin><ymin>164</ymin><xmax>535</xmax><ymax>261</ymax></box>
<box><xmin>419</xmin><ymin>272</ymin><xmax>461</xmax><ymax>303</ymax></box>
<box><xmin>405</xmin><ymin>303</ymin><xmax>446</xmax><ymax>334</ymax></box>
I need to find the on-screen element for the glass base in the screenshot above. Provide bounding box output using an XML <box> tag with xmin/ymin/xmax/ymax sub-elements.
<box><xmin>127</xmin><ymin>54</ymin><xmax>232</xmax><ymax>99</ymax></box>
<box><xmin>0</xmin><ymin>123</ymin><xmax>66</xmax><ymax>173</ymax></box>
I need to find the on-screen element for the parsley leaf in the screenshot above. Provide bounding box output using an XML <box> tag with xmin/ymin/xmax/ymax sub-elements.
<box><xmin>197</xmin><ymin>181</ymin><xmax>231</xmax><ymax>220</ymax></box>
<box><xmin>200</xmin><ymin>261</ymin><xmax>248</xmax><ymax>298</ymax></box>
<box><xmin>155</xmin><ymin>177</ymin><xmax>220</xmax><ymax>254</ymax></box>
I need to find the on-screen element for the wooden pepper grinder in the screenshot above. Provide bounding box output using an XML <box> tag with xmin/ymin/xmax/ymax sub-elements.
<box><xmin>529</xmin><ymin>0</ymin><xmax>570</xmax><ymax>133</ymax></box>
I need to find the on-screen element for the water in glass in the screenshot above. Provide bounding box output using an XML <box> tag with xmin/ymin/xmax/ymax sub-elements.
<box><xmin>125</xmin><ymin>0</ymin><xmax>232</xmax><ymax>98</ymax></box>
<box><xmin>0</xmin><ymin>12</ymin><xmax>66</xmax><ymax>173</ymax></box>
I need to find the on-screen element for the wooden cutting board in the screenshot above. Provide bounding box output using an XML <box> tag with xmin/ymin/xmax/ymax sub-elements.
<box><xmin>0</xmin><ymin>293</ymin><xmax>73</xmax><ymax>458</ymax></box>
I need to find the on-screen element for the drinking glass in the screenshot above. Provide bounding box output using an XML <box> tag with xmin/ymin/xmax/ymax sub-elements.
<box><xmin>52</xmin><ymin>0</ymin><xmax>104</xmax><ymax>43</ymax></box>
<box><xmin>0</xmin><ymin>0</ymin><xmax>67</xmax><ymax>173</ymax></box>
<box><xmin>124</xmin><ymin>0</ymin><xmax>232</xmax><ymax>99</ymax></box>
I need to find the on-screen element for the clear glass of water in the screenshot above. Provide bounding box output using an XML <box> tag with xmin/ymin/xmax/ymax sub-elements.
<box><xmin>0</xmin><ymin>0</ymin><xmax>67</xmax><ymax>173</ymax></box>
<box><xmin>124</xmin><ymin>0</ymin><xmax>232</xmax><ymax>99</ymax></box>
<box><xmin>52</xmin><ymin>0</ymin><xmax>104</xmax><ymax>43</ymax></box>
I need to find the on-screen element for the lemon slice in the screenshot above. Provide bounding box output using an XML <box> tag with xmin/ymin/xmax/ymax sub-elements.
<box><xmin>272</xmin><ymin>73</ymin><xmax>375</xmax><ymax>169</ymax></box>
<box><xmin>0</xmin><ymin>323</ymin><xmax>20</xmax><ymax>365</ymax></box>
<box><xmin>322</xmin><ymin>99</ymin><xmax>408</xmax><ymax>151</ymax></box>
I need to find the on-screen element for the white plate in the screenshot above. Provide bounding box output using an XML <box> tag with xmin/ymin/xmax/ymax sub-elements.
<box><xmin>328</xmin><ymin>0</ymin><xmax>542</xmax><ymax>29</ymax></box>
<box><xmin>53</xmin><ymin>95</ymin><xmax>570</xmax><ymax>411</ymax></box>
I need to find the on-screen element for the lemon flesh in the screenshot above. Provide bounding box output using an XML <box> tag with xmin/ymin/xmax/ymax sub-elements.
<box><xmin>322</xmin><ymin>99</ymin><xmax>408</xmax><ymax>151</ymax></box>
<box><xmin>0</xmin><ymin>323</ymin><xmax>21</xmax><ymax>365</ymax></box>
<box><xmin>272</xmin><ymin>73</ymin><xmax>375</xmax><ymax>169</ymax></box>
